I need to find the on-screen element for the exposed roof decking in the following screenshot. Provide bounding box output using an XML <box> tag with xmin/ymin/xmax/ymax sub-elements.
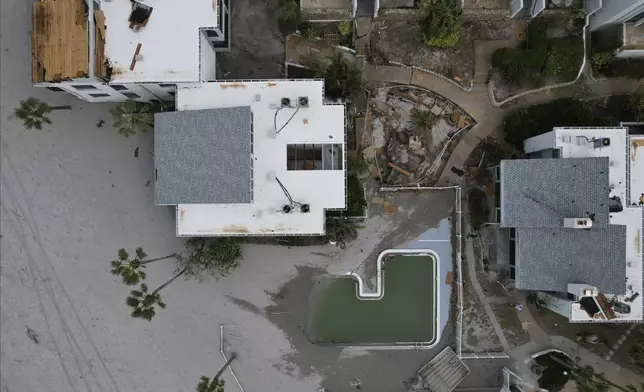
<box><xmin>154</xmin><ymin>107</ymin><xmax>252</xmax><ymax>205</ymax></box>
<box><xmin>173</xmin><ymin>80</ymin><xmax>346</xmax><ymax>236</ymax></box>
<box><xmin>32</xmin><ymin>0</ymin><xmax>89</xmax><ymax>83</ymax></box>
<box><xmin>500</xmin><ymin>158</ymin><xmax>610</xmax><ymax>228</ymax></box>
<box><xmin>101</xmin><ymin>0</ymin><xmax>218</xmax><ymax>83</ymax></box>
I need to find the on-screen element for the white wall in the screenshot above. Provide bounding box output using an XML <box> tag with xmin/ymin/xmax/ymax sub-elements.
<box><xmin>36</xmin><ymin>79</ymin><xmax>177</xmax><ymax>103</ymax></box>
<box><xmin>589</xmin><ymin>0</ymin><xmax>644</xmax><ymax>31</ymax></box>
<box><xmin>616</xmin><ymin>48</ymin><xmax>644</xmax><ymax>57</ymax></box>
<box><xmin>199</xmin><ymin>34</ymin><xmax>217</xmax><ymax>82</ymax></box>
<box><xmin>523</xmin><ymin>130</ymin><xmax>555</xmax><ymax>154</ymax></box>
<box><xmin>510</xmin><ymin>0</ymin><xmax>523</xmax><ymax>18</ymax></box>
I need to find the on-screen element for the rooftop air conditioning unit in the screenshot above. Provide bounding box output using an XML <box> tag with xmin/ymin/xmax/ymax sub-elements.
<box><xmin>564</xmin><ymin>218</ymin><xmax>593</xmax><ymax>229</ymax></box>
<box><xmin>297</xmin><ymin>96</ymin><xmax>309</xmax><ymax>108</ymax></box>
<box><xmin>593</xmin><ymin>138</ymin><xmax>610</xmax><ymax>149</ymax></box>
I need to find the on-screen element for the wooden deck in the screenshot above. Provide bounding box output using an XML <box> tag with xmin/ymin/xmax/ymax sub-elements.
<box><xmin>31</xmin><ymin>0</ymin><xmax>106</xmax><ymax>83</ymax></box>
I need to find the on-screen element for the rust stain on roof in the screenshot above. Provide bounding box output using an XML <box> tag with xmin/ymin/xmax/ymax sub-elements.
<box><xmin>179</xmin><ymin>208</ymin><xmax>185</xmax><ymax>221</ymax></box>
<box><xmin>220</xmin><ymin>83</ymin><xmax>247</xmax><ymax>89</ymax></box>
<box><xmin>635</xmin><ymin>229</ymin><xmax>641</xmax><ymax>256</ymax></box>
<box><xmin>631</xmin><ymin>138</ymin><xmax>644</xmax><ymax>161</ymax></box>
<box><xmin>267</xmin><ymin>82</ymin><xmax>277</xmax><ymax>87</ymax></box>
<box><xmin>303</xmin><ymin>118</ymin><xmax>308</xmax><ymax>124</ymax></box>
<box><xmin>223</xmin><ymin>225</ymin><xmax>249</xmax><ymax>233</ymax></box>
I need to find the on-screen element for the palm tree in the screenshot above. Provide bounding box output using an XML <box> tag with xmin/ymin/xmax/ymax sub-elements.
<box><xmin>110</xmin><ymin>247</ymin><xmax>176</xmax><ymax>286</ymax></box>
<box><xmin>110</xmin><ymin>100</ymin><xmax>155</xmax><ymax>137</ymax></box>
<box><xmin>408</xmin><ymin>108</ymin><xmax>437</xmax><ymax>133</ymax></box>
<box><xmin>196</xmin><ymin>353</ymin><xmax>237</xmax><ymax>392</ymax></box>
<box><xmin>125</xmin><ymin>268</ymin><xmax>187</xmax><ymax>321</ymax></box>
<box><xmin>13</xmin><ymin>97</ymin><xmax>70</xmax><ymax>130</ymax></box>
<box><xmin>176</xmin><ymin>238</ymin><xmax>242</xmax><ymax>281</ymax></box>
<box><xmin>316</xmin><ymin>54</ymin><xmax>361</xmax><ymax>101</ymax></box>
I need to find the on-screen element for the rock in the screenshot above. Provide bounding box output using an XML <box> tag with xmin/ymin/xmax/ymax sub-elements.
<box><xmin>407</xmin><ymin>153</ymin><xmax>424</xmax><ymax>172</ymax></box>
<box><xmin>371</xmin><ymin>118</ymin><xmax>386</xmax><ymax>148</ymax></box>
<box><xmin>362</xmin><ymin>145</ymin><xmax>377</xmax><ymax>160</ymax></box>
<box><xmin>395</xmin><ymin>145</ymin><xmax>409</xmax><ymax>164</ymax></box>
<box><xmin>409</xmin><ymin>135</ymin><xmax>425</xmax><ymax>156</ymax></box>
<box><xmin>396</xmin><ymin>130</ymin><xmax>410</xmax><ymax>144</ymax></box>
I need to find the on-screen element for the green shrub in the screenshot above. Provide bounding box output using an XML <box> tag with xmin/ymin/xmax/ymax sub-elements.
<box><xmin>423</xmin><ymin>31</ymin><xmax>460</xmax><ymax>48</ymax></box>
<box><xmin>545</xmin><ymin>37</ymin><xmax>583</xmax><ymax>79</ymax></box>
<box><xmin>420</xmin><ymin>0</ymin><xmax>462</xmax><ymax>48</ymax></box>
<box><xmin>492</xmin><ymin>17</ymin><xmax>583</xmax><ymax>85</ymax></box>
<box><xmin>503</xmin><ymin>95</ymin><xmax>638</xmax><ymax>150</ymax></box>
<box><xmin>592</xmin><ymin>52</ymin><xmax>615</xmax><ymax>71</ymax></box>
<box><xmin>279</xmin><ymin>0</ymin><xmax>300</xmax><ymax>34</ymax></box>
<box><xmin>338</xmin><ymin>20</ymin><xmax>352</xmax><ymax>36</ymax></box>
<box><xmin>346</xmin><ymin>174</ymin><xmax>367</xmax><ymax>216</ymax></box>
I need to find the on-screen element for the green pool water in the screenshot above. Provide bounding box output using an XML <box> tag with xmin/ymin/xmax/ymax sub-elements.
<box><xmin>308</xmin><ymin>254</ymin><xmax>437</xmax><ymax>344</ymax></box>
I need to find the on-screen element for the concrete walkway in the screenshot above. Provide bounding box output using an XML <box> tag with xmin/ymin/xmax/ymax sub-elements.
<box><xmin>461</xmin><ymin>192</ymin><xmax>511</xmax><ymax>352</ymax></box>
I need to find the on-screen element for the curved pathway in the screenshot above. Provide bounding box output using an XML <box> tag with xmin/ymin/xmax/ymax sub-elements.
<box><xmin>363</xmin><ymin>65</ymin><xmax>639</xmax><ymax>186</ymax></box>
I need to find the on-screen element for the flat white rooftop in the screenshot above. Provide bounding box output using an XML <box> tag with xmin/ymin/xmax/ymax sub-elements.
<box><xmin>173</xmin><ymin>80</ymin><xmax>346</xmax><ymax>236</ymax></box>
<box><xmin>553</xmin><ymin>127</ymin><xmax>628</xmax><ymax>205</ymax></box>
<box><xmin>630</xmin><ymin>135</ymin><xmax>644</xmax><ymax>206</ymax></box>
<box><xmin>552</xmin><ymin>127</ymin><xmax>643</xmax><ymax>322</ymax></box>
<box><xmin>101</xmin><ymin>0</ymin><xmax>217</xmax><ymax>83</ymax></box>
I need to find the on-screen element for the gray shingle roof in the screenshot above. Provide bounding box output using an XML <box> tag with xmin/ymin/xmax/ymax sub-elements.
<box><xmin>515</xmin><ymin>225</ymin><xmax>627</xmax><ymax>294</ymax></box>
<box><xmin>500</xmin><ymin>158</ymin><xmax>610</xmax><ymax>228</ymax></box>
<box><xmin>154</xmin><ymin>107</ymin><xmax>252</xmax><ymax>205</ymax></box>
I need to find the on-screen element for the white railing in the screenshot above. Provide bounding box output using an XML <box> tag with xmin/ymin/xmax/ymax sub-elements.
<box><xmin>379</xmin><ymin>185</ymin><xmax>464</xmax><ymax>358</ymax></box>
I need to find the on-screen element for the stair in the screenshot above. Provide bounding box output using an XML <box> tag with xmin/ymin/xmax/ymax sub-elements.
<box><xmin>596</xmin><ymin>293</ymin><xmax>617</xmax><ymax>320</ymax></box>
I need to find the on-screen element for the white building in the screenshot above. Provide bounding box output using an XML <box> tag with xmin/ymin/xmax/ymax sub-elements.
<box><xmin>153</xmin><ymin>79</ymin><xmax>348</xmax><ymax>236</ymax></box>
<box><xmin>496</xmin><ymin>126</ymin><xmax>643</xmax><ymax>323</ymax></box>
<box><xmin>31</xmin><ymin>0</ymin><xmax>229</xmax><ymax>103</ymax></box>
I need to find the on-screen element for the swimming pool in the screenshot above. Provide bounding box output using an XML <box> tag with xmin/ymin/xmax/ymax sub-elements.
<box><xmin>308</xmin><ymin>250</ymin><xmax>439</xmax><ymax>346</ymax></box>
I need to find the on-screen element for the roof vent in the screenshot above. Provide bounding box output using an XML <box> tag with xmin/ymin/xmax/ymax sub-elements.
<box><xmin>297</xmin><ymin>96</ymin><xmax>309</xmax><ymax>108</ymax></box>
<box><xmin>593</xmin><ymin>138</ymin><xmax>610</xmax><ymax>149</ymax></box>
<box><xmin>280</xmin><ymin>97</ymin><xmax>291</xmax><ymax>107</ymax></box>
<box><xmin>564</xmin><ymin>218</ymin><xmax>593</xmax><ymax>229</ymax></box>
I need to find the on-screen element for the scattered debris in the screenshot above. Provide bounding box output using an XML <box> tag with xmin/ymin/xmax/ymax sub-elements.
<box><xmin>134</xmin><ymin>147</ymin><xmax>139</xmax><ymax>158</ymax></box>
<box><xmin>25</xmin><ymin>326</ymin><xmax>39</xmax><ymax>344</ymax></box>
<box><xmin>96</xmin><ymin>120</ymin><xmax>105</xmax><ymax>127</ymax></box>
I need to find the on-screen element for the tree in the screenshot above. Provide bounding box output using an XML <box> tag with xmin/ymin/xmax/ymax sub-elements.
<box><xmin>316</xmin><ymin>54</ymin><xmax>361</xmax><ymax>100</ymax></box>
<box><xmin>176</xmin><ymin>238</ymin><xmax>242</xmax><ymax>281</ymax></box>
<box><xmin>125</xmin><ymin>267</ymin><xmax>186</xmax><ymax>321</ymax></box>
<box><xmin>110</xmin><ymin>248</ymin><xmax>176</xmax><ymax>286</ymax></box>
<box><xmin>632</xmin><ymin>80</ymin><xmax>644</xmax><ymax>122</ymax></box>
<box><xmin>278</xmin><ymin>0</ymin><xmax>300</xmax><ymax>34</ymax></box>
<box><xmin>196</xmin><ymin>353</ymin><xmax>237</xmax><ymax>392</ymax></box>
<box><xmin>626</xmin><ymin>384</ymin><xmax>644</xmax><ymax>392</ymax></box>
<box><xmin>325</xmin><ymin>217</ymin><xmax>360</xmax><ymax>247</ymax></box>
<box><xmin>13</xmin><ymin>97</ymin><xmax>70</xmax><ymax>130</ymax></box>
<box><xmin>111</xmin><ymin>100</ymin><xmax>155</xmax><ymax>137</ymax></box>
<box><xmin>573</xmin><ymin>366</ymin><xmax>610</xmax><ymax>392</ymax></box>
<box><xmin>408</xmin><ymin>108</ymin><xmax>437</xmax><ymax>134</ymax></box>
<box><xmin>420</xmin><ymin>0</ymin><xmax>462</xmax><ymax>48</ymax></box>
<box><xmin>630</xmin><ymin>339</ymin><xmax>644</xmax><ymax>373</ymax></box>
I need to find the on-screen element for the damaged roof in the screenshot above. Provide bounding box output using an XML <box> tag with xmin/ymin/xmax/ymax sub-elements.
<box><xmin>31</xmin><ymin>0</ymin><xmax>106</xmax><ymax>83</ymax></box>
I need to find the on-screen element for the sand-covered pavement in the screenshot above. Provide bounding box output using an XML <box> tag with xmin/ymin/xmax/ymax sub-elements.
<box><xmin>0</xmin><ymin>1</ymin><xmax>456</xmax><ymax>391</ymax></box>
